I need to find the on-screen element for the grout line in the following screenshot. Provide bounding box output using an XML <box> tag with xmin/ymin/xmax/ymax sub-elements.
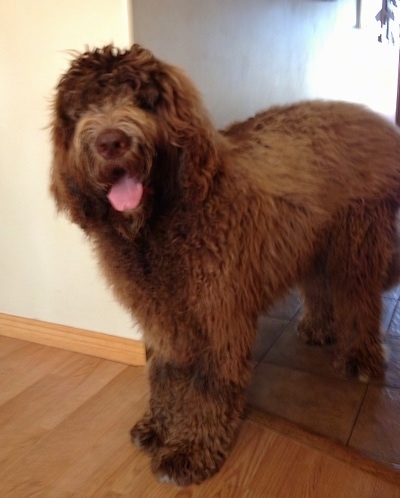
<box><xmin>385</xmin><ymin>298</ymin><xmax>399</xmax><ymax>334</ymax></box>
<box><xmin>346</xmin><ymin>383</ymin><xmax>369</xmax><ymax>447</ymax></box>
<box><xmin>255</xmin><ymin>304</ymin><xmax>302</xmax><ymax>367</ymax></box>
<box><xmin>255</xmin><ymin>321</ymin><xmax>290</xmax><ymax>366</ymax></box>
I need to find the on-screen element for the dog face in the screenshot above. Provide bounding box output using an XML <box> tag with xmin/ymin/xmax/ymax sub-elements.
<box><xmin>50</xmin><ymin>45</ymin><xmax>217</xmax><ymax>237</ymax></box>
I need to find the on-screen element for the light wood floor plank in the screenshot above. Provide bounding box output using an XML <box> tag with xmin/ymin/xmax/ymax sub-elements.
<box><xmin>0</xmin><ymin>367</ymin><xmax>142</xmax><ymax>496</ymax></box>
<box><xmin>51</xmin><ymin>379</ymin><xmax>149</xmax><ymax>496</ymax></box>
<box><xmin>0</xmin><ymin>342</ymin><xmax>80</xmax><ymax>406</ymax></box>
<box><xmin>0</xmin><ymin>357</ymin><xmax>127</xmax><ymax>474</ymax></box>
<box><xmin>0</xmin><ymin>335</ymin><xmax>28</xmax><ymax>358</ymax></box>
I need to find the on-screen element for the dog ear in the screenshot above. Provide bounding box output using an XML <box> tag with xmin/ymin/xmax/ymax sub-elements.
<box><xmin>126</xmin><ymin>46</ymin><xmax>219</xmax><ymax>202</ymax></box>
<box><xmin>155</xmin><ymin>63</ymin><xmax>219</xmax><ymax>202</ymax></box>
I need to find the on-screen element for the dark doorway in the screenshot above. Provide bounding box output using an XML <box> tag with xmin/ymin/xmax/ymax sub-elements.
<box><xmin>396</xmin><ymin>50</ymin><xmax>400</xmax><ymax>125</ymax></box>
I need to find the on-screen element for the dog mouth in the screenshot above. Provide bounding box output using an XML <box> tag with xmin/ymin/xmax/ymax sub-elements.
<box><xmin>107</xmin><ymin>172</ymin><xmax>144</xmax><ymax>212</ymax></box>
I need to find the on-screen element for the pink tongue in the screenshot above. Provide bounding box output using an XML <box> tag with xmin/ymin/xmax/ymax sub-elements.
<box><xmin>107</xmin><ymin>174</ymin><xmax>144</xmax><ymax>212</ymax></box>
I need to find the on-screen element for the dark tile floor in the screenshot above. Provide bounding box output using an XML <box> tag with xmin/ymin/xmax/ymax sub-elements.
<box><xmin>248</xmin><ymin>287</ymin><xmax>400</xmax><ymax>467</ymax></box>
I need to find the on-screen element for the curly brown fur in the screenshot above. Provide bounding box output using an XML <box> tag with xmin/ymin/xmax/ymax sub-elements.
<box><xmin>50</xmin><ymin>44</ymin><xmax>400</xmax><ymax>485</ymax></box>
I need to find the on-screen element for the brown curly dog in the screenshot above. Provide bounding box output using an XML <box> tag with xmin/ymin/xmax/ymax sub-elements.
<box><xmin>50</xmin><ymin>44</ymin><xmax>400</xmax><ymax>486</ymax></box>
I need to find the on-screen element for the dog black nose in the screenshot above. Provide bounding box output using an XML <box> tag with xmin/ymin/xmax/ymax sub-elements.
<box><xmin>95</xmin><ymin>129</ymin><xmax>130</xmax><ymax>159</ymax></box>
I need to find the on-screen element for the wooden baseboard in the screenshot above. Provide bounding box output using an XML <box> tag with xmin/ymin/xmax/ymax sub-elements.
<box><xmin>0</xmin><ymin>313</ymin><xmax>146</xmax><ymax>366</ymax></box>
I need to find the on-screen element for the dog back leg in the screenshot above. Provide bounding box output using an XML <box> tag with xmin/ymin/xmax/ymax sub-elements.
<box><xmin>327</xmin><ymin>202</ymin><xmax>395</xmax><ymax>381</ymax></box>
<box><xmin>383</xmin><ymin>212</ymin><xmax>400</xmax><ymax>291</ymax></box>
<box><xmin>297</xmin><ymin>252</ymin><xmax>335</xmax><ymax>345</ymax></box>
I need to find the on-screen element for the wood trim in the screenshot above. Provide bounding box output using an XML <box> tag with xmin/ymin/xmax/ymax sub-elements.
<box><xmin>0</xmin><ymin>313</ymin><xmax>146</xmax><ymax>366</ymax></box>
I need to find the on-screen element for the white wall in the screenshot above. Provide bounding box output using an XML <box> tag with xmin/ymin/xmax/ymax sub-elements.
<box><xmin>133</xmin><ymin>0</ymin><xmax>398</xmax><ymax>127</ymax></box>
<box><xmin>0</xmin><ymin>0</ymin><xmax>142</xmax><ymax>339</ymax></box>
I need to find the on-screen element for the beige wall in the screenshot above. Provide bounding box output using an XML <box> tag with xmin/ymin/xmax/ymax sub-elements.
<box><xmin>0</xmin><ymin>0</ymin><xmax>141</xmax><ymax>339</ymax></box>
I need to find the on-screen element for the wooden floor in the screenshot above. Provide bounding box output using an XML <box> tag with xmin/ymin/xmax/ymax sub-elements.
<box><xmin>0</xmin><ymin>335</ymin><xmax>399</xmax><ymax>497</ymax></box>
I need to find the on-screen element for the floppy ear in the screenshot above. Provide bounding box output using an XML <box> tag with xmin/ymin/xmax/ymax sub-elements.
<box><xmin>126</xmin><ymin>45</ymin><xmax>219</xmax><ymax>202</ymax></box>
<box><xmin>155</xmin><ymin>63</ymin><xmax>219</xmax><ymax>202</ymax></box>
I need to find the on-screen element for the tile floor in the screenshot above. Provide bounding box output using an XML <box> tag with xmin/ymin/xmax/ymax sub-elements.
<box><xmin>248</xmin><ymin>287</ymin><xmax>400</xmax><ymax>468</ymax></box>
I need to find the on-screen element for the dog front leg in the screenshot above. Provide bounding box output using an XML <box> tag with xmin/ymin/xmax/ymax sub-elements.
<box><xmin>132</xmin><ymin>351</ymin><xmax>251</xmax><ymax>487</ymax></box>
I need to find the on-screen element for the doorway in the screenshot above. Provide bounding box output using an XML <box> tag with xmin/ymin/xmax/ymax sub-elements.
<box><xmin>396</xmin><ymin>50</ymin><xmax>400</xmax><ymax>125</ymax></box>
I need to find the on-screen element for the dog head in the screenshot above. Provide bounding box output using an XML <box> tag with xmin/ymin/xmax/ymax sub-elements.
<box><xmin>50</xmin><ymin>44</ymin><xmax>218</xmax><ymax>237</ymax></box>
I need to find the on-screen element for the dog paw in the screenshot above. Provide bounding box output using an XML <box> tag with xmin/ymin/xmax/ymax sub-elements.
<box><xmin>297</xmin><ymin>317</ymin><xmax>335</xmax><ymax>345</ymax></box>
<box><xmin>151</xmin><ymin>447</ymin><xmax>225</xmax><ymax>487</ymax></box>
<box><xmin>130</xmin><ymin>416</ymin><xmax>163</xmax><ymax>456</ymax></box>
<box><xmin>334</xmin><ymin>346</ymin><xmax>386</xmax><ymax>381</ymax></box>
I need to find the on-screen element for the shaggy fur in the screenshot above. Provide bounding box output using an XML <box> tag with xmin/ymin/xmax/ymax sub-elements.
<box><xmin>50</xmin><ymin>44</ymin><xmax>400</xmax><ymax>486</ymax></box>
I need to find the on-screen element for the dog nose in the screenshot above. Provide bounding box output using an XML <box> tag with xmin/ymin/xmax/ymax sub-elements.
<box><xmin>95</xmin><ymin>129</ymin><xmax>130</xmax><ymax>159</ymax></box>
